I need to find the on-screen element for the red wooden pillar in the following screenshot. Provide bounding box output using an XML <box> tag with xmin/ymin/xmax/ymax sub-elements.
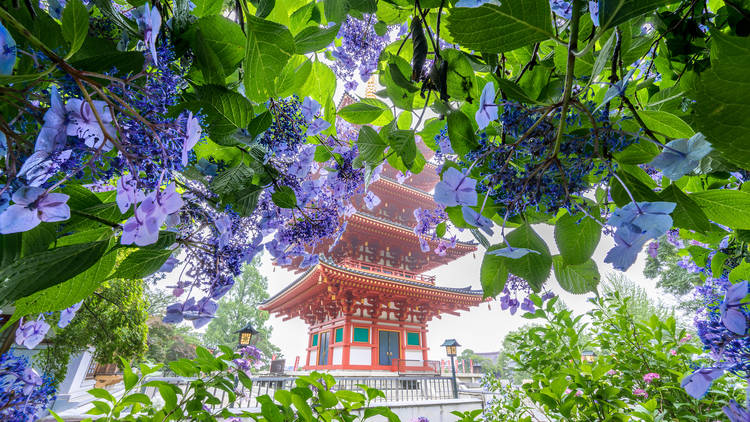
<box><xmin>342</xmin><ymin>316</ymin><xmax>352</xmax><ymax>367</ymax></box>
<box><xmin>420</xmin><ymin>326</ymin><xmax>428</xmax><ymax>363</ymax></box>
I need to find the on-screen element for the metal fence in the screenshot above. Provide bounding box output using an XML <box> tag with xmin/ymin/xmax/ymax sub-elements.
<box><xmin>142</xmin><ymin>375</ymin><xmax>456</xmax><ymax>409</ymax></box>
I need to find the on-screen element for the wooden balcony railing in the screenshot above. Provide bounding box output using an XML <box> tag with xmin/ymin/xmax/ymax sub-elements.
<box><xmin>339</xmin><ymin>258</ymin><xmax>435</xmax><ymax>284</ymax></box>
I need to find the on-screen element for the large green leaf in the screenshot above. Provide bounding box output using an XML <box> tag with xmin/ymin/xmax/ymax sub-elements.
<box><xmin>62</xmin><ymin>0</ymin><xmax>89</xmax><ymax>57</ymax></box>
<box><xmin>446</xmin><ymin>110</ymin><xmax>479</xmax><ymax>158</ymax></box>
<box><xmin>192</xmin><ymin>0</ymin><xmax>223</xmax><ymax>17</ymax></box>
<box><xmin>338</xmin><ymin>102</ymin><xmax>387</xmax><ymax>124</ymax></box>
<box><xmin>12</xmin><ymin>239</ymin><xmax>117</xmax><ymax>318</ymax></box>
<box><xmin>298</xmin><ymin>61</ymin><xmax>336</xmax><ymax>104</ymax></box>
<box><xmin>193</xmin><ymin>29</ymin><xmax>226</xmax><ymax>85</ymax></box>
<box><xmin>553</xmin><ymin>256</ymin><xmax>600</xmax><ymax>294</ymax></box>
<box><xmin>243</xmin><ymin>15</ymin><xmax>296</xmax><ymax>102</ymax></box>
<box><xmin>110</xmin><ymin>248</ymin><xmax>174</xmax><ymax>280</ymax></box>
<box><xmin>357</xmin><ymin>126</ymin><xmax>388</xmax><ymax>162</ymax></box>
<box><xmin>195</xmin><ymin>85</ymin><xmax>254</xmax><ymax>139</ymax></box>
<box><xmin>293</xmin><ymin>24</ymin><xmax>340</xmax><ymax>54</ymax></box>
<box><xmin>443</xmin><ymin>49</ymin><xmax>479</xmax><ymax>103</ymax></box>
<box><xmin>659</xmin><ymin>184</ymin><xmax>711</xmax><ymax>233</ymax></box>
<box><xmin>0</xmin><ymin>240</ymin><xmax>110</xmax><ymax>306</ymax></box>
<box><xmin>482</xmin><ymin>225</ymin><xmax>552</xmax><ymax>295</ymax></box>
<box><xmin>271</xmin><ymin>186</ymin><xmax>297</xmax><ymax>209</ymax></box>
<box><xmin>211</xmin><ymin>164</ymin><xmax>255</xmax><ymax>194</ymax></box>
<box><xmin>387</xmin><ymin>130</ymin><xmax>417</xmax><ymax>170</ymax></box>
<box><xmin>690</xmin><ymin>189</ymin><xmax>750</xmax><ymax>230</ymax></box>
<box><xmin>191</xmin><ymin>16</ymin><xmax>246</xmax><ymax>75</ymax></box>
<box><xmin>599</xmin><ymin>0</ymin><xmax>677</xmax><ymax>30</ymax></box>
<box><xmin>692</xmin><ymin>32</ymin><xmax>750</xmax><ymax>168</ymax></box>
<box><xmin>554</xmin><ymin>212</ymin><xmax>602</xmax><ymax>266</ymax></box>
<box><xmin>447</xmin><ymin>0</ymin><xmax>553</xmax><ymax>54</ymax></box>
<box><xmin>276</xmin><ymin>56</ymin><xmax>312</xmax><ymax>97</ymax></box>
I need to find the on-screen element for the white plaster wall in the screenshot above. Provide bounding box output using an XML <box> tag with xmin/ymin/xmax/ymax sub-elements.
<box><xmin>357</xmin><ymin>399</ymin><xmax>483</xmax><ymax>422</ymax></box>
<box><xmin>332</xmin><ymin>347</ymin><xmax>343</xmax><ymax>365</ymax></box>
<box><xmin>404</xmin><ymin>350</ymin><xmax>422</xmax><ymax>362</ymax></box>
<box><xmin>308</xmin><ymin>350</ymin><xmax>316</xmax><ymax>366</ymax></box>
<box><xmin>350</xmin><ymin>347</ymin><xmax>372</xmax><ymax>365</ymax></box>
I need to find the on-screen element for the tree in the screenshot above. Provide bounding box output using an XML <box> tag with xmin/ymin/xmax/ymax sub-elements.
<box><xmin>35</xmin><ymin>278</ymin><xmax>149</xmax><ymax>383</ymax></box>
<box><xmin>203</xmin><ymin>257</ymin><xmax>280</xmax><ymax>363</ymax></box>
<box><xmin>144</xmin><ymin>318</ymin><xmax>200</xmax><ymax>368</ymax></box>
<box><xmin>643</xmin><ymin>235</ymin><xmax>703</xmax><ymax>311</ymax></box>
<box><xmin>601</xmin><ymin>272</ymin><xmax>678</xmax><ymax>321</ymax></box>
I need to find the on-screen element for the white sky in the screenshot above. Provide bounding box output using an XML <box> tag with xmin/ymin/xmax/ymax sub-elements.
<box><xmin>259</xmin><ymin>223</ymin><xmax>656</xmax><ymax>362</ymax></box>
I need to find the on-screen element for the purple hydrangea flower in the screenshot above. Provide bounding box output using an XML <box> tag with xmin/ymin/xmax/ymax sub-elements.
<box><xmin>723</xmin><ymin>400</ymin><xmax>750</xmax><ymax>422</ymax></box>
<box><xmin>475</xmin><ymin>82</ymin><xmax>497</xmax><ymax>130</ymax></box>
<box><xmin>116</xmin><ymin>174</ymin><xmax>144</xmax><ymax>213</ymax></box>
<box><xmin>15</xmin><ymin>318</ymin><xmax>50</xmax><ymax>349</ymax></box>
<box><xmin>159</xmin><ymin>256</ymin><xmax>179</xmax><ymax>273</ymax></box>
<box><xmin>719</xmin><ymin>280</ymin><xmax>749</xmax><ymax>335</ymax></box>
<box><xmin>363</xmin><ymin>191</ymin><xmax>381</xmax><ymax>210</ymax></box>
<box><xmin>58</xmin><ymin>301</ymin><xmax>83</xmax><ymax>329</ymax></box>
<box><xmin>550</xmin><ymin>0</ymin><xmax>572</xmax><ymax>19</ymax></box>
<box><xmin>136</xmin><ymin>3</ymin><xmax>162</xmax><ymax>66</ymax></box>
<box><xmin>520</xmin><ymin>297</ymin><xmax>535</xmax><ymax>313</ymax></box>
<box><xmin>65</xmin><ymin>98</ymin><xmax>116</xmax><ymax>152</ymax></box>
<box><xmin>434</xmin><ymin>167</ymin><xmax>478</xmax><ymax>207</ymax></box>
<box><xmin>681</xmin><ymin>367</ymin><xmax>724</xmax><ymax>399</ymax></box>
<box><xmin>301</xmin><ymin>97</ymin><xmax>321</xmax><ymax>123</ymax></box>
<box><xmin>589</xmin><ymin>1</ymin><xmax>599</xmax><ymax>26</ymax></box>
<box><xmin>0</xmin><ymin>186</ymin><xmax>70</xmax><ymax>234</ymax></box>
<box><xmin>306</xmin><ymin>118</ymin><xmax>330</xmax><ymax>136</ymax></box>
<box><xmin>0</xmin><ymin>21</ymin><xmax>16</xmax><ymax>75</ymax></box>
<box><xmin>647</xmin><ymin>241</ymin><xmax>659</xmax><ymax>258</ymax></box>
<box><xmin>181</xmin><ymin>111</ymin><xmax>202</xmax><ymax>166</ymax></box>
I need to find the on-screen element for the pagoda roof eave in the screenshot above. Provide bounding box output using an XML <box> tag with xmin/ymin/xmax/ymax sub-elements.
<box><xmin>260</xmin><ymin>257</ymin><xmax>484</xmax><ymax>311</ymax></box>
<box><xmin>352</xmin><ymin>212</ymin><xmax>477</xmax><ymax>250</ymax></box>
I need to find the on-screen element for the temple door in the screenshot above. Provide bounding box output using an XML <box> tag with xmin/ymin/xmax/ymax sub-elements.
<box><xmin>378</xmin><ymin>331</ymin><xmax>400</xmax><ymax>366</ymax></box>
<box><xmin>318</xmin><ymin>332</ymin><xmax>330</xmax><ymax>365</ymax></box>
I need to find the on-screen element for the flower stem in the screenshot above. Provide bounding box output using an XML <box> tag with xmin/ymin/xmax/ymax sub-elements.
<box><xmin>552</xmin><ymin>0</ymin><xmax>582</xmax><ymax>157</ymax></box>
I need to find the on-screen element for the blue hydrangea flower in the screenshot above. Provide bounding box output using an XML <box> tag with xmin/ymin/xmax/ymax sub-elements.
<box><xmin>719</xmin><ymin>280</ymin><xmax>748</xmax><ymax>335</ymax></box>
<box><xmin>475</xmin><ymin>82</ymin><xmax>497</xmax><ymax>130</ymax></box>
<box><xmin>58</xmin><ymin>301</ymin><xmax>83</xmax><ymax>329</ymax></box>
<box><xmin>434</xmin><ymin>167</ymin><xmax>478</xmax><ymax>207</ymax></box>
<box><xmin>15</xmin><ymin>318</ymin><xmax>50</xmax><ymax>349</ymax></box>
<box><xmin>0</xmin><ymin>186</ymin><xmax>70</xmax><ymax>234</ymax></box>
<box><xmin>306</xmin><ymin>117</ymin><xmax>330</xmax><ymax>136</ymax></box>
<box><xmin>461</xmin><ymin>206</ymin><xmax>493</xmax><ymax>235</ymax></box>
<box><xmin>608</xmin><ymin>201</ymin><xmax>676</xmax><ymax>236</ymax></box>
<box><xmin>364</xmin><ymin>190</ymin><xmax>381</xmax><ymax>210</ymax></box>
<box><xmin>159</xmin><ymin>256</ymin><xmax>179</xmax><ymax>273</ymax></box>
<box><xmin>65</xmin><ymin>98</ymin><xmax>116</xmax><ymax>151</ymax></box>
<box><xmin>604</xmin><ymin>223</ymin><xmax>651</xmax><ymax>271</ymax></box>
<box><xmin>455</xmin><ymin>0</ymin><xmax>495</xmax><ymax>6</ymax></box>
<box><xmin>649</xmin><ymin>133</ymin><xmax>712</xmax><ymax>181</ymax></box>
<box><xmin>181</xmin><ymin>111</ymin><xmax>202</xmax><ymax>166</ymax></box>
<box><xmin>550</xmin><ymin>0</ymin><xmax>572</xmax><ymax>19</ymax></box>
<box><xmin>48</xmin><ymin>0</ymin><xmax>66</xmax><ymax>19</ymax></box>
<box><xmin>723</xmin><ymin>400</ymin><xmax>750</xmax><ymax>422</ymax></box>
<box><xmin>135</xmin><ymin>3</ymin><xmax>162</xmax><ymax>66</ymax></box>
<box><xmin>488</xmin><ymin>246</ymin><xmax>540</xmax><ymax>259</ymax></box>
<box><xmin>589</xmin><ymin>1</ymin><xmax>599</xmax><ymax>26</ymax></box>
<box><xmin>301</xmin><ymin>97</ymin><xmax>321</xmax><ymax>123</ymax></box>
<box><xmin>680</xmin><ymin>367</ymin><xmax>724</xmax><ymax>399</ymax></box>
<box><xmin>0</xmin><ymin>21</ymin><xmax>16</xmax><ymax>75</ymax></box>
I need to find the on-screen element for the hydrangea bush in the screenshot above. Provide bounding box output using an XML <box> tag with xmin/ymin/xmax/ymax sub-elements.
<box><xmin>0</xmin><ymin>0</ymin><xmax>748</xmax><ymax>417</ymax></box>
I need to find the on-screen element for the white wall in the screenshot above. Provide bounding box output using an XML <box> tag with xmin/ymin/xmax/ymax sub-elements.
<box><xmin>350</xmin><ymin>347</ymin><xmax>372</xmax><ymax>365</ymax></box>
<box><xmin>332</xmin><ymin>347</ymin><xmax>343</xmax><ymax>365</ymax></box>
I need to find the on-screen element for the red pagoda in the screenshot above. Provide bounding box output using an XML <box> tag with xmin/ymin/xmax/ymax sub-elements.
<box><xmin>260</xmin><ymin>149</ymin><xmax>485</xmax><ymax>373</ymax></box>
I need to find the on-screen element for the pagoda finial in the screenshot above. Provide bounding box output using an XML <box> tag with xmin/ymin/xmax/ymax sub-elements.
<box><xmin>365</xmin><ymin>76</ymin><xmax>377</xmax><ymax>99</ymax></box>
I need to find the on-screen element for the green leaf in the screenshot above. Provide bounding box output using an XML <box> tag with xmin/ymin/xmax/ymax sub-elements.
<box><xmin>258</xmin><ymin>395</ymin><xmax>284</xmax><ymax>422</ymax></box>
<box><xmin>62</xmin><ymin>0</ymin><xmax>89</xmax><ymax>57</ymax></box>
<box><xmin>291</xmin><ymin>392</ymin><xmax>313</xmax><ymax>421</ymax></box>
<box><xmin>659</xmin><ymin>184</ymin><xmax>711</xmax><ymax>233</ymax></box>
<box><xmin>245</xmin><ymin>111</ymin><xmax>273</xmax><ymax>139</ymax></box>
<box><xmin>613</xmin><ymin>139</ymin><xmax>660</xmax><ymax>164</ymax></box>
<box><xmin>446</xmin><ymin>110</ymin><xmax>479</xmax><ymax>157</ymax></box>
<box><xmin>276</xmin><ymin>56</ymin><xmax>313</xmax><ymax>97</ymax></box>
<box><xmin>494</xmin><ymin>77</ymin><xmax>544</xmax><ymax>104</ymax></box>
<box><xmin>387</xmin><ymin>129</ymin><xmax>417</xmax><ymax>170</ymax></box>
<box><xmin>691</xmin><ymin>31</ymin><xmax>750</xmax><ymax>168</ymax></box>
<box><xmin>195</xmin><ymin>85</ymin><xmax>254</xmax><ymax>139</ymax></box>
<box><xmin>271</xmin><ymin>186</ymin><xmax>297</xmax><ymax>209</ymax></box>
<box><xmin>193</xmin><ymin>29</ymin><xmax>226</xmax><ymax>85</ymax></box>
<box><xmin>0</xmin><ymin>240</ymin><xmax>109</xmax><ymax>306</ymax></box>
<box><xmin>339</xmin><ymin>102</ymin><xmax>387</xmax><ymax>124</ymax></box>
<box><xmin>243</xmin><ymin>15</ymin><xmax>296</xmax><ymax>102</ymax></box>
<box><xmin>255</xmin><ymin>0</ymin><xmax>275</xmax><ymax>18</ymax></box>
<box><xmin>632</xmin><ymin>110</ymin><xmax>694</xmax><ymax>139</ymax></box>
<box><xmin>690</xmin><ymin>189</ymin><xmax>750</xmax><ymax>230</ymax></box>
<box><xmin>324</xmin><ymin>0</ymin><xmax>350</xmax><ymax>23</ymax></box>
<box><xmin>192</xmin><ymin>0</ymin><xmax>223</xmax><ymax>17</ymax></box>
<box><xmin>552</xmin><ymin>256</ymin><xmax>600</xmax><ymax>294</ymax></box>
<box><xmin>228</xmin><ymin>184</ymin><xmax>263</xmax><ymax>216</ymax></box>
<box><xmin>443</xmin><ymin>49</ymin><xmax>479</xmax><ymax>103</ymax></box>
<box><xmin>318</xmin><ymin>390</ymin><xmax>338</xmax><ymax>408</ymax></box>
<box><xmin>599</xmin><ymin>0</ymin><xmax>677</xmax><ymax>30</ymax></box>
<box><xmin>21</xmin><ymin>223</ymin><xmax>56</xmax><ymax>257</ymax></box>
<box><xmin>502</xmin><ymin>224</ymin><xmax>552</xmax><ymax>291</ymax></box>
<box><xmin>357</xmin><ymin>126</ymin><xmax>388</xmax><ymax>162</ymax></box>
<box><xmin>447</xmin><ymin>1</ymin><xmax>553</xmax><ymax>54</ymax></box>
<box><xmin>298</xmin><ymin>60</ymin><xmax>336</xmax><ymax>104</ymax></box>
<box><xmin>11</xmin><ymin>239</ymin><xmax>116</xmax><ymax>318</ymax></box>
<box><xmin>610</xmin><ymin>170</ymin><xmax>660</xmax><ymax>206</ymax></box>
<box><xmin>190</xmin><ymin>16</ymin><xmax>246</xmax><ymax>75</ymax></box>
<box><xmin>294</xmin><ymin>24</ymin><xmax>340</xmax><ymax>54</ymax></box>
<box><xmin>211</xmin><ymin>164</ymin><xmax>255</xmax><ymax>194</ymax></box>
<box><xmin>110</xmin><ymin>248</ymin><xmax>174</xmax><ymax>280</ymax></box>
<box><xmin>554</xmin><ymin>212</ymin><xmax>602</xmax><ymax>265</ymax></box>
<box><xmin>88</xmin><ymin>388</ymin><xmax>116</xmax><ymax>402</ymax></box>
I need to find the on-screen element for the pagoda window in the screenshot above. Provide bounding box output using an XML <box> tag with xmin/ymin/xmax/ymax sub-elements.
<box><xmin>334</xmin><ymin>327</ymin><xmax>344</xmax><ymax>343</ymax></box>
<box><xmin>311</xmin><ymin>333</ymin><xmax>318</xmax><ymax>347</ymax></box>
<box><xmin>352</xmin><ymin>327</ymin><xmax>370</xmax><ymax>343</ymax></box>
<box><xmin>406</xmin><ymin>332</ymin><xmax>421</xmax><ymax>346</ymax></box>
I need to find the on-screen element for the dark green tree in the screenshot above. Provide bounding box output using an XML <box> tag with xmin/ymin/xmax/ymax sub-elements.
<box><xmin>203</xmin><ymin>258</ymin><xmax>280</xmax><ymax>363</ymax></box>
<box><xmin>36</xmin><ymin>278</ymin><xmax>149</xmax><ymax>384</ymax></box>
<box><xmin>144</xmin><ymin>318</ymin><xmax>200</xmax><ymax>367</ymax></box>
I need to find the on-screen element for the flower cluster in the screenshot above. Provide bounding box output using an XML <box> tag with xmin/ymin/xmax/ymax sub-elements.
<box><xmin>498</xmin><ymin>276</ymin><xmax>555</xmax><ymax>315</ymax></box>
<box><xmin>330</xmin><ymin>15</ymin><xmax>391</xmax><ymax>91</ymax></box>
<box><xmin>0</xmin><ymin>352</ymin><xmax>56</xmax><ymax>422</ymax></box>
<box><xmin>412</xmin><ymin>206</ymin><xmax>457</xmax><ymax>256</ymax></box>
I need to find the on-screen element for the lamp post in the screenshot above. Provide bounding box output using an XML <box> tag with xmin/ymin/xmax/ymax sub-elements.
<box><xmin>236</xmin><ymin>323</ymin><xmax>259</xmax><ymax>348</ymax></box>
<box><xmin>441</xmin><ymin>339</ymin><xmax>460</xmax><ymax>398</ymax></box>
